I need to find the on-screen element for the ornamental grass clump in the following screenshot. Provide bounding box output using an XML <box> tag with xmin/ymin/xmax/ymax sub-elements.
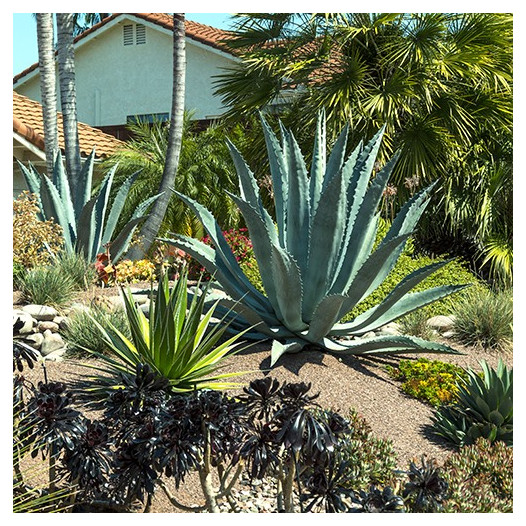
<box><xmin>161</xmin><ymin>112</ymin><xmax>466</xmax><ymax>365</ymax></box>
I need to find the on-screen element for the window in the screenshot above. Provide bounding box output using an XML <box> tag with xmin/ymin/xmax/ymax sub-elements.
<box><xmin>123</xmin><ymin>23</ymin><xmax>146</xmax><ymax>46</ymax></box>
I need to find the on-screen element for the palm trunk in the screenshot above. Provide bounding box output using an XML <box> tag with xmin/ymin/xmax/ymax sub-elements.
<box><xmin>56</xmin><ymin>13</ymin><xmax>81</xmax><ymax>196</ymax></box>
<box><xmin>36</xmin><ymin>13</ymin><xmax>58</xmax><ymax>177</ymax></box>
<box><xmin>127</xmin><ymin>13</ymin><xmax>186</xmax><ymax>259</ymax></box>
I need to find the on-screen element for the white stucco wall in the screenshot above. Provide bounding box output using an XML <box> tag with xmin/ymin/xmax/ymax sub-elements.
<box><xmin>15</xmin><ymin>17</ymin><xmax>237</xmax><ymax>126</ymax></box>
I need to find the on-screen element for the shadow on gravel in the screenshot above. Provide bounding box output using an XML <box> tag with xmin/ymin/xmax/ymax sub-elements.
<box><xmin>419</xmin><ymin>422</ymin><xmax>457</xmax><ymax>456</ymax></box>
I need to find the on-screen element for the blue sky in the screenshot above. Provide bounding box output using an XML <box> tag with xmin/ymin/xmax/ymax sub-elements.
<box><xmin>12</xmin><ymin>13</ymin><xmax>235</xmax><ymax>76</ymax></box>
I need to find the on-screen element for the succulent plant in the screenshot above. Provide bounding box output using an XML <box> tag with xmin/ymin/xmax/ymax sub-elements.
<box><xmin>431</xmin><ymin>359</ymin><xmax>513</xmax><ymax>446</ymax></box>
<box><xmin>161</xmin><ymin>112</ymin><xmax>465</xmax><ymax>364</ymax></box>
<box><xmin>18</xmin><ymin>151</ymin><xmax>160</xmax><ymax>262</ymax></box>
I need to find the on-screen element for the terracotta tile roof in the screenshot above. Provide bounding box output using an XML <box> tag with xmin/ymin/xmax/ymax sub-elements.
<box><xmin>13</xmin><ymin>91</ymin><xmax>124</xmax><ymax>158</ymax></box>
<box><xmin>14</xmin><ymin>14</ymin><xmax>235</xmax><ymax>84</ymax></box>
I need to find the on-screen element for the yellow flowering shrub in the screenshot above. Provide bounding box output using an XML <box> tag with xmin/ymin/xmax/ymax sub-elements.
<box><xmin>386</xmin><ymin>358</ymin><xmax>468</xmax><ymax>407</ymax></box>
<box><xmin>114</xmin><ymin>259</ymin><xmax>156</xmax><ymax>284</ymax></box>
<box><xmin>13</xmin><ymin>192</ymin><xmax>64</xmax><ymax>268</ymax></box>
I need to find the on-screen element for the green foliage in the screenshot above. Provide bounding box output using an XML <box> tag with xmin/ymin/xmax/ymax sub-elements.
<box><xmin>101</xmin><ymin>117</ymin><xmax>243</xmax><ymax>240</ymax></box>
<box><xmin>17</xmin><ymin>151</ymin><xmax>159</xmax><ymax>263</ymax></box>
<box><xmin>13</xmin><ymin>261</ymin><xmax>26</xmax><ymax>288</ymax></box>
<box><xmin>431</xmin><ymin>359</ymin><xmax>513</xmax><ymax>447</ymax></box>
<box><xmin>63</xmin><ymin>305</ymin><xmax>131</xmax><ymax>356</ymax></box>
<box><xmin>451</xmin><ymin>287</ymin><xmax>513</xmax><ymax>352</ymax></box>
<box><xmin>334</xmin><ymin>409</ymin><xmax>398</xmax><ymax>489</ymax></box>
<box><xmin>18</xmin><ymin>265</ymin><xmax>77</xmax><ymax>308</ymax></box>
<box><xmin>441</xmin><ymin>438</ymin><xmax>513</xmax><ymax>513</ymax></box>
<box><xmin>79</xmin><ymin>270</ymin><xmax>251</xmax><ymax>395</ymax></box>
<box><xmin>397</xmin><ymin>309</ymin><xmax>436</xmax><ymax>340</ymax></box>
<box><xmin>163</xmin><ymin>113</ymin><xmax>465</xmax><ymax>365</ymax></box>
<box><xmin>343</xmin><ymin>252</ymin><xmax>482</xmax><ymax>322</ymax></box>
<box><xmin>52</xmin><ymin>250</ymin><xmax>97</xmax><ymax>290</ymax></box>
<box><xmin>13</xmin><ymin>191</ymin><xmax>64</xmax><ymax>268</ymax></box>
<box><xmin>387</xmin><ymin>358</ymin><xmax>467</xmax><ymax>407</ymax></box>
<box><xmin>217</xmin><ymin>13</ymin><xmax>513</xmax><ymax>288</ymax></box>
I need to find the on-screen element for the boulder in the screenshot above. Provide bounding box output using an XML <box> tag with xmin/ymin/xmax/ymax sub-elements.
<box><xmin>53</xmin><ymin>316</ymin><xmax>70</xmax><ymax>330</ymax></box>
<box><xmin>22</xmin><ymin>304</ymin><xmax>58</xmax><ymax>322</ymax></box>
<box><xmin>23</xmin><ymin>332</ymin><xmax>44</xmax><ymax>349</ymax></box>
<box><xmin>40</xmin><ymin>330</ymin><xmax>65</xmax><ymax>356</ymax></box>
<box><xmin>13</xmin><ymin>310</ymin><xmax>35</xmax><ymax>335</ymax></box>
<box><xmin>38</xmin><ymin>321</ymin><xmax>60</xmax><ymax>333</ymax></box>
<box><xmin>426</xmin><ymin>315</ymin><xmax>456</xmax><ymax>332</ymax></box>
<box><xmin>43</xmin><ymin>348</ymin><xmax>67</xmax><ymax>362</ymax></box>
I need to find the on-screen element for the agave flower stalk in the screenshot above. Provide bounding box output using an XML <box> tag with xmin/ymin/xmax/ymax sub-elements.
<box><xmin>161</xmin><ymin>112</ymin><xmax>466</xmax><ymax>365</ymax></box>
<box><xmin>18</xmin><ymin>151</ymin><xmax>160</xmax><ymax>262</ymax></box>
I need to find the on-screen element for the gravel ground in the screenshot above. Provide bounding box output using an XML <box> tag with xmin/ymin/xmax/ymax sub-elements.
<box><xmin>19</xmin><ymin>337</ymin><xmax>512</xmax><ymax>513</ymax></box>
<box><xmin>15</xmin><ymin>284</ymin><xmax>513</xmax><ymax>513</ymax></box>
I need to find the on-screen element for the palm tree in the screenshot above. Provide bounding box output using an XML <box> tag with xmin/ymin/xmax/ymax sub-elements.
<box><xmin>101</xmin><ymin>116</ymin><xmax>241</xmax><ymax>240</ymax></box>
<box><xmin>35</xmin><ymin>13</ymin><xmax>58</xmax><ymax>177</ymax></box>
<box><xmin>56</xmin><ymin>13</ymin><xmax>82</xmax><ymax>191</ymax></box>
<box><xmin>214</xmin><ymin>12</ymin><xmax>513</xmax><ymax>285</ymax></box>
<box><xmin>127</xmin><ymin>13</ymin><xmax>187</xmax><ymax>259</ymax></box>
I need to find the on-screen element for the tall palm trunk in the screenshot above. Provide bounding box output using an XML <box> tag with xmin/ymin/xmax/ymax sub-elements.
<box><xmin>36</xmin><ymin>13</ymin><xmax>58</xmax><ymax>177</ymax></box>
<box><xmin>127</xmin><ymin>13</ymin><xmax>186</xmax><ymax>259</ymax></box>
<box><xmin>56</xmin><ymin>13</ymin><xmax>81</xmax><ymax>196</ymax></box>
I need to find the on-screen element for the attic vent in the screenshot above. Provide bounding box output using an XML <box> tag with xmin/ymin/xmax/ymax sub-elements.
<box><xmin>136</xmin><ymin>24</ymin><xmax>146</xmax><ymax>45</ymax></box>
<box><xmin>123</xmin><ymin>25</ymin><xmax>134</xmax><ymax>46</ymax></box>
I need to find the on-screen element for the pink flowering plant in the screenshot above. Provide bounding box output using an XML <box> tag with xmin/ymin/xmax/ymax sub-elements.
<box><xmin>188</xmin><ymin>228</ymin><xmax>262</xmax><ymax>290</ymax></box>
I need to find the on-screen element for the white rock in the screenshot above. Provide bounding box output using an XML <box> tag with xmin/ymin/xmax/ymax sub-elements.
<box><xmin>13</xmin><ymin>311</ymin><xmax>35</xmax><ymax>334</ymax></box>
<box><xmin>21</xmin><ymin>304</ymin><xmax>58</xmax><ymax>321</ymax></box>
<box><xmin>44</xmin><ymin>348</ymin><xmax>67</xmax><ymax>362</ymax></box>
<box><xmin>362</xmin><ymin>331</ymin><xmax>376</xmax><ymax>339</ymax></box>
<box><xmin>378</xmin><ymin>326</ymin><xmax>401</xmax><ymax>336</ymax></box>
<box><xmin>23</xmin><ymin>332</ymin><xmax>44</xmax><ymax>349</ymax></box>
<box><xmin>53</xmin><ymin>316</ymin><xmax>69</xmax><ymax>330</ymax></box>
<box><xmin>40</xmin><ymin>330</ymin><xmax>65</xmax><ymax>356</ymax></box>
<box><xmin>38</xmin><ymin>321</ymin><xmax>60</xmax><ymax>333</ymax></box>
<box><xmin>442</xmin><ymin>330</ymin><xmax>456</xmax><ymax>339</ymax></box>
<box><xmin>426</xmin><ymin>315</ymin><xmax>456</xmax><ymax>331</ymax></box>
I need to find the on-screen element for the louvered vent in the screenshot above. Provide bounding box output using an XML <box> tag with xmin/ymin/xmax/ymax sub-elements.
<box><xmin>123</xmin><ymin>25</ymin><xmax>134</xmax><ymax>46</ymax></box>
<box><xmin>136</xmin><ymin>24</ymin><xmax>146</xmax><ymax>44</ymax></box>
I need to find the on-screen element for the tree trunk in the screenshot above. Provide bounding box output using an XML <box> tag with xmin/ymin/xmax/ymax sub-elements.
<box><xmin>127</xmin><ymin>13</ymin><xmax>186</xmax><ymax>259</ymax></box>
<box><xmin>36</xmin><ymin>13</ymin><xmax>58</xmax><ymax>177</ymax></box>
<box><xmin>56</xmin><ymin>13</ymin><xmax>81</xmax><ymax>195</ymax></box>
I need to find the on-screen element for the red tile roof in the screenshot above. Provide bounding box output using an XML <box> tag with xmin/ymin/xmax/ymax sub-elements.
<box><xmin>14</xmin><ymin>14</ymin><xmax>234</xmax><ymax>84</ymax></box>
<box><xmin>13</xmin><ymin>91</ymin><xmax>124</xmax><ymax>158</ymax></box>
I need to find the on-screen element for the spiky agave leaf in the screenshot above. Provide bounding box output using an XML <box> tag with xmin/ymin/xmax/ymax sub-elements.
<box><xmin>18</xmin><ymin>151</ymin><xmax>160</xmax><ymax>262</ymax></box>
<box><xmin>162</xmin><ymin>112</ymin><xmax>465</xmax><ymax>364</ymax></box>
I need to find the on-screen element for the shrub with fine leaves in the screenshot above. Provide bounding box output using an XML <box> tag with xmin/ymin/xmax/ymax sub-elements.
<box><xmin>13</xmin><ymin>191</ymin><xmax>63</xmax><ymax>268</ymax></box>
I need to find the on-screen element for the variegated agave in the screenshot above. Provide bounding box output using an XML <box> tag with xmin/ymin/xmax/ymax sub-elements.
<box><xmin>17</xmin><ymin>151</ymin><xmax>160</xmax><ymax>263</ymax></box>
<box><xmin>161</xmin><ymin>113</ymin><xmax>465</xmax><ymax>365</ymax></box>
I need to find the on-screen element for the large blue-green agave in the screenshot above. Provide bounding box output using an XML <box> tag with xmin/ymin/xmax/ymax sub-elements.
<box><xmin>161</xmin><ymin>113</ymin><xmax>465</xmax><ymax>365</ymax></box>
<box><xmin>18</xmin><ymin>151</ymin><xmax>160</xmax><ymax>263</ymax></box>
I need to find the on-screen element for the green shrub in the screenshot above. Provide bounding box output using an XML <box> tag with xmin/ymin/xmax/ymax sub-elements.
<box><xmin>53</xmin><ymin>251</ymin><xmax>97</xmax><ymax>291</ymax></box>
<box><xmin>342</xmin><ymin>253</ymin><xmax>482</xmax><ymax>322</ymax></box>
<box><xmin>18</xmin><ymin>266</ymin><xmax>77</xmax><ymax>308</ymax></box>
<box><xmin>63</xmin><ymin>305</ymin><xmax>131</xmax><ymax>356</ymax></box>
<box><xmin>441</xmin><ymin>438</ymin><xmax>513</xmax><ymax>512</ymax></box>
<box><xmin>397</xmin><ymin>309</ymin><xmax>437</xmax><ymax>340</ymax></box>
<box><xmin>318</xmin><ymin>408</ymin><xmax>398</xmax><ymax>490</ymax></box>
<box><xmin>13</xmin><ymin>191</ymin><xmax>64</xmax><ymax>268</ymax></box>
<box><xmin>431</xmin><ymin>359</ymin><xmax>513</xmax><ymax>447</ymax></box>
<box><xmin>13</xmin><ymin>261</ymin><xmax>26</xmax><ymax>289</ymax></box>
<box><xmin>451</xmin><ymin>287</ymin><xmax>513</xmax><ymax>352</ymax></box>
<box><xmin>387</xmin><ymin>358</ymin><xmax>467</xmax><ymax>407</ymax></box>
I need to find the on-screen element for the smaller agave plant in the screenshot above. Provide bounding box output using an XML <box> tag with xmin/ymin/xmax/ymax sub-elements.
<box><xmin>18</xmin><ymin>151</ymin><xmax>160</xmax><ymax>263</ymax></box>
<box><xmin>161</xmin><ymin>112</ymin><xmax>466</xmax><ymax>365</ymax></box>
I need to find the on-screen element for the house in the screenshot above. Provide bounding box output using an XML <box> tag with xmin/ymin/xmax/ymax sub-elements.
<box><xmin>13</xmin><ymin>91</ymin><xmax>125</xmax><ymax>198</ymax></box>
<box><xmin>13</xmin><ymin>14</ymin><xmax>239</xmax><ymax>140</ymax></box>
